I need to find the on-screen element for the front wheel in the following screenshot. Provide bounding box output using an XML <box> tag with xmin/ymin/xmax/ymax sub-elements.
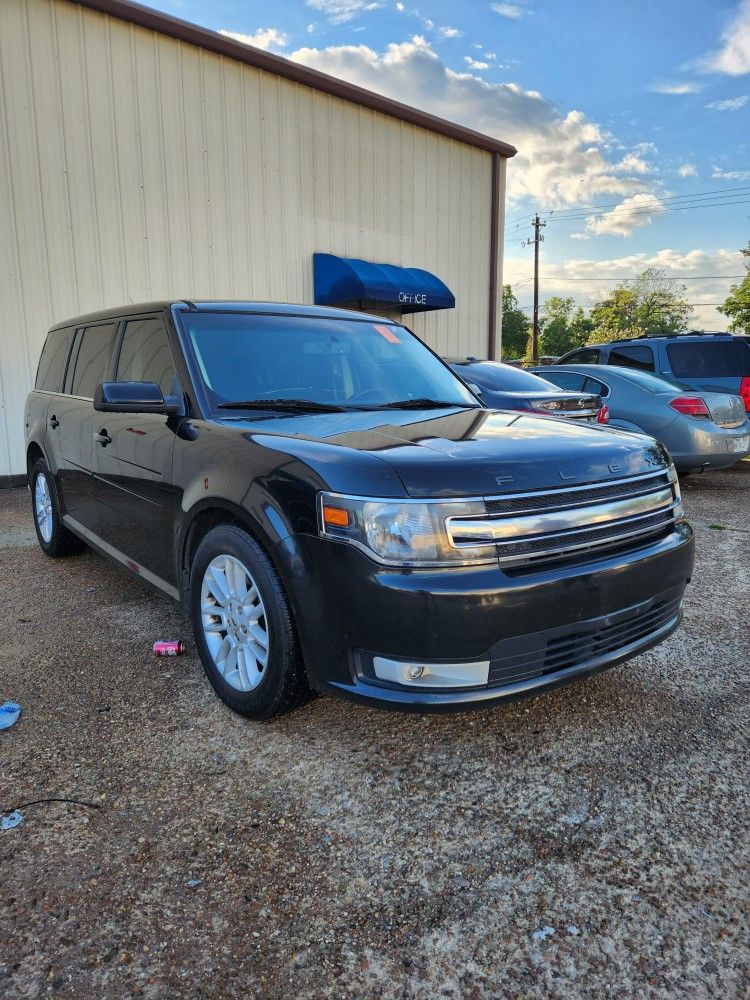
<box><xmin>189</xmin><ymin>525</ymin><xmax>311</xmax><ymax>719</ymax></box>
<box><xmin>30</xmin><ymin>458</ymin><xmax>84</xmax><ymax>557</ymax></box>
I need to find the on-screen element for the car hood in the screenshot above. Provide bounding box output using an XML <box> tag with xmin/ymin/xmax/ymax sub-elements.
<box><xmin>226</xmin><ymin>406</ymin><xmax>670</xmax><ymax>497</ymax></box>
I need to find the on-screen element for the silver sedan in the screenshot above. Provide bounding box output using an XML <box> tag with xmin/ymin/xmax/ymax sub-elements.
<box><xmin>532</xmin><ymin>364</ymin><xmax>750</xmax><ymax>474</ymax></box>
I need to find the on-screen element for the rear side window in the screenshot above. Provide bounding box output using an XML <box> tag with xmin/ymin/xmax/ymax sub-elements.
<box><xmin>583</xmin><ymin>376</ymin><xmax>609</xmax><ymax>397</ymax></box>
<box><xmin>70</xmin><ymin>323</ymin><xmax>119</xmax><ymax>398</ymax></box>
<box><xmin>667</xmin><ymin>340</ymin><xmax>750</xmax><ymax>378</ymax></box>
<box><xmin>608</xmin><ymin>344</ymin><xmax>655</xmax><ymax>372</ymax></box>
<box><xmin>115</xmin><ymin>317</ymin><xmax>178</xmax><ymax>397</ymax></box>
<box><xmin>35</xmin><ymin>328</ymin><xmax>74</xmax><ymax>392</ymax></box>
<box><xmin>561</xmin><ymin>348</ymin><xmax>600</xmax><ymax>364</ymax></box>
<box><xmin>542</xmin><ymin>371</ymin><xmax>586</xmax><ymax>391</ymax></box>
<box><xmin>469</xmin><ymin>363</ymin><xmax>559</xmax><ymax>392</ymax></box>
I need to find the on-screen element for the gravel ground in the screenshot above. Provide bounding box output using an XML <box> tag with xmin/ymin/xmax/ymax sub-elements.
<box><xmin>1</xmin><ymin>468</ymin><xmax>748</xmax><ymax>999</ymax></box>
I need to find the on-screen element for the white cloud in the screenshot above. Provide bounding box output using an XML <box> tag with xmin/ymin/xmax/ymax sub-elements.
<box><xmin>396</xmin><ymin>1</ymin><xmax>404</xmax><ymax>9</ymax></box>
<box><xmin>649</xmin><ymin>81</ymin><xmax>702</xmax><ymax>94</ymax></box>
<box><xmin>712</xmin><ymin>166</ymin><xmax>750</xmax><ymax>180</ymax></box>
<box><xmin>307</xmin><ymin>22</ymin><xmax>317</xmax><ymax>33</ymax></box>
<box><xmin>492</xmin><ymin>3</ymin><xmax>526</xmax><ymax>18</ymax></box>
<box><xmin>219</xmin><ymin>27</ymin><xmax>288</xmax><ymax>51</ymax></box>
<box><xmin>615</xmin><ymin>153</ymin><xmax>652</xmax><ymax>175</ymax></box>
<box><xmin>569</xmin><ymin>232</ymin><xmax>590</xmax><ymax>240</ymax></box>
<box><xmin>678</xmin><ymin>163</ymin><xmax>697</xmax><ymax>177</ymax></box>
<box><xmin>503</xmin><ymin>248</ymin><xmax>745</xmax><ymax>329</ymax></box>
<box><xmin>439</xmin><ymin>26</ymin><xmax>463</xmax><ymax>39</ymax></box>
<box><xmin>306</xmin><ymin>0</ymin><xmax>382</xmax><ymax>24</ymax></box>
<box><xmin>464</xmin><ymin>56</ymin><xmax>489</xmax><ymax>70</ymax></box>
<box><xmin>706</xmin><ymin>94</ymin><xmax>749</xmax><ymax>109</ymax></box>
<box><xmin>584</xmin><ymin>193</ymin><xmax>666</xmax><ymax>237</ymax></box>
<box><xmin>290</xmin><ymin>35</ymin><xmax>658</xmax><ymax>207</ymax></box>
<box><xmin>485</xmin><ymin>52</ymin><xmax>498</xmax><ymax>60</ymax></box>
<box><xmin>696</xmin><ymin>0</ymin><xmax>750</xmax><ymax>76</ymax></box>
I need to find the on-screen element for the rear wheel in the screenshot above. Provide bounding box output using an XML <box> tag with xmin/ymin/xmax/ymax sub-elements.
<box><xmin>189</xmin><ymin>525</ymin><xmax>311</xmax><ymax>719</ymax></box>
<box><xmin>30</xmin><ymin>458</ymin><xmax>84</xmax><ymax>557</ymax></box>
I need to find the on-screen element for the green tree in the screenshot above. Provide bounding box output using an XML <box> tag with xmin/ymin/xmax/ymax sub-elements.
<box><xmin>570</xmin><ymin>306</ymin><xmax>594</xmax><ymax>346</ymax></box>
<box><xmin>589</xmin><ymin>267</ymin><xmax>692</xmax><ymax>341</ymax></box>
<box><xmin>718</xmin><ymin>242</ymin><xmax>750</xmax><ymax>334</ymax></box>
<box><xmin>538</xmin><ymin>296</ymin><xmax>592</xmax><ymax>356</ymax></box>
<box><xmin>500</xmin><ymin>284</ymin><xmax>530</xmax><ymax>359</ymax></box>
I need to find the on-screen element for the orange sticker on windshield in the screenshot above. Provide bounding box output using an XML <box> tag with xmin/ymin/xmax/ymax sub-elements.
<box><xmin>374</xmin><ymin>324</ymin><xmax>401</xmax><ymax>344</ymax></box>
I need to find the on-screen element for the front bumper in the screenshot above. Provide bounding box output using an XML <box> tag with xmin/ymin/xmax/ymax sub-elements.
<box><xmin>279</xmin><ymin>522</ymin><xmax>695</xmax><ymax>712</ymax></box>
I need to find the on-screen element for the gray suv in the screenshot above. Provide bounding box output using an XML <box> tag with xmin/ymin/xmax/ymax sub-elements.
<box><xmin>556</xmin><ymin>334</ymin><xmax>750</xmax><ymax>414</ymax></box>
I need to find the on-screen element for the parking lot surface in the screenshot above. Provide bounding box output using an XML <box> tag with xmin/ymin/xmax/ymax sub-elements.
<box><xmin>1</xmin><ymin>468</ymin><xmax>748</xmax><ymax>999</ymax></box>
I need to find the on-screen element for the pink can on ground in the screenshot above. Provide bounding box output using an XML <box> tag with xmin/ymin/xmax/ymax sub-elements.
<box><xmin>153</xmin><ymin>640</ymin><xmax>184</xmax><ymax>656</ymax></box>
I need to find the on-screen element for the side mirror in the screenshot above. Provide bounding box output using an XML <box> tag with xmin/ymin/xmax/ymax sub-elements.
<box><xmin>94</xmin><ymin>381</ymin><xmax>180</xmax><ymax>415</ymax></box>
<box><xmin>468</xmin><ymin>382</ymin><xmax>485</xmax><ymax>400</ymax></box>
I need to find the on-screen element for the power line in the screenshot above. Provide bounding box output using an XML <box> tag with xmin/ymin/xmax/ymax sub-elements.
<box><xmin>505</xmin><ymin>186</ymin><xmax>750</xmax><ymax>235</ymax></box>
<box><xmin>543</xmin><ymin>196</ymin><xmax>750</xmax><ymax>226</ymax></box>
<box><xmin>515</xmin><ymin>302</ymin><xmax>730</xmax><ymax>311</ymax></box>
<box><xmin>527</xmin><ymin>274</ymin><xmax>745</xmax><ymax>281</ymax></box>
<box><xmin>541</xmin><ymin>184</ymin><xmax>750</xmax><ymax>221</ymax></box>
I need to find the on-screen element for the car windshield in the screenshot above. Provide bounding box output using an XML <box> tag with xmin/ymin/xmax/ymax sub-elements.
<box><xmin>457</xmin><ymin>362</ymin><xmax>562</xmax><ymax>392</ymax></box>
<box><xmin>181</xmin><ymin>312</ymin><xmax>478</xmax><ymax>412</ymax></box>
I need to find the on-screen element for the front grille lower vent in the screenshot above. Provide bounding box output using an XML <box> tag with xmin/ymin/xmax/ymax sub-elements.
<box><xmin>486</xmin><ymin>592</ymin><xmax>682</xmax><ymax>686</ymax></box>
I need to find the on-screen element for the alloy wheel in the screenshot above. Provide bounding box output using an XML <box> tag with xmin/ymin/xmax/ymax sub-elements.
<box><xmin>200</xmin><ymin>554</ymin><xmax>270</xmax><ymax>691</ymax></box>
<box><xmin>34</xmin><ymin>472</ymin><xmax>53</xmax><ymax>544</ymax></box>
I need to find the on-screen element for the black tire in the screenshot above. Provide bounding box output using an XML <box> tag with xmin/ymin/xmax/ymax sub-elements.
<box><xmin>29</xmin><ymin>458</ymin><xmax>84</xmax><ymax>558</ymax></box>
<box><xmin>189</xmin><ymin>524</ymin><xmax>311</xmax><ymax>719</ymax></box>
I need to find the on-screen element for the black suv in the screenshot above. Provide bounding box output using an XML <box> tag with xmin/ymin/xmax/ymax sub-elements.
<box><xmin>25</xmin><ymin>301</ymin><xmax>694</xmax><ymax>718</ymax></box>
<box><xmin>557</xmin><ymin>333</ymin><xmax>750</xmax><ymax>412</ymax></box>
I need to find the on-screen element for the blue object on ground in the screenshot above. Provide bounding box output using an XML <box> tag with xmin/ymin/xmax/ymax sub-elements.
<box><xmin>0</xmin><ymin>702</ymin><xmax>21</xmax><ymax>730</ymax></box>
<box><xmin>1</xmin><ymin>811</ymin><xmax>24</xmax><ymax>830</ymax></box>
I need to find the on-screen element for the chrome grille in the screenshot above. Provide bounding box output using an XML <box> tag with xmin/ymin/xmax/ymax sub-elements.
<box><xmin>446</xmin><ymin>469</ymin><xmax>682</xmax><ymax>568</ymax></box>
<box><xmin>485</xmin><ymin>471</ymin><xmax>672</xmax><ymax>515</ymax></box>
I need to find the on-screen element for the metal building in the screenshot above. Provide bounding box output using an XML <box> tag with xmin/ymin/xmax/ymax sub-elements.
<box><xmin>0</xmin><ymin>0</ymin><xmax>516</xmax><ymax>479</ymax></box>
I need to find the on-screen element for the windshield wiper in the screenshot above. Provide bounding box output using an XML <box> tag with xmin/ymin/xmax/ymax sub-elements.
<box><xmin>373</xmin><ymin>398</ymin><xmax>480</xmax><ymax>410</ymax></box>
<box><xmin>217</xmin><ymin>398</ymin><xmax>348</xmax><ymax>413</ymax></box>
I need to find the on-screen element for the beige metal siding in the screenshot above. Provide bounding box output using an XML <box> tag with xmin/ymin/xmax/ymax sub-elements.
<box><xmin>0</xmin><ymin>0</ymin><xmax>502</xmax><ymax>475</ymax></box>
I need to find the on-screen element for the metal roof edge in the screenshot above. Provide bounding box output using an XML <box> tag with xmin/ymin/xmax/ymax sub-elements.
<box><xmin>72</xmin><ymin>0</ymin><xmax>517</xmax><ymax>158</ymax></box>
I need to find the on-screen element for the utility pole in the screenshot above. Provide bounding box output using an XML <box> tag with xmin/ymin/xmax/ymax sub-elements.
<box><xmin>524</xmin><ymin>215</ymin><xmax>546</xmax><ymax>363</ymax></box>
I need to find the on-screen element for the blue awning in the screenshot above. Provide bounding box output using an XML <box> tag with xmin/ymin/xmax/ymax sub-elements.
<box><xmin>313</xmin><ymin>253</ymin><xmax>455</xmax><ymax>313</ymax></box>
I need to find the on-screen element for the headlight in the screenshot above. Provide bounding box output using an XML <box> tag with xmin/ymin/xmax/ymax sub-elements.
<box><xmin>318</xmin><ymin>492</ymin><xmax>492</xmax><ymax>566</ymax></box>
<box><xmin>667</xmin><ymin>463</ymin><xmax>684</xmax><ymax>518</ymax></box>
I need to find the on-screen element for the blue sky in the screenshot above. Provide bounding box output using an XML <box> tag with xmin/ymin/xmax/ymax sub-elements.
<box><xmin>157</xmin><ymin>0</ymin><xmax>749</xmax><ymax>326</ymax></box>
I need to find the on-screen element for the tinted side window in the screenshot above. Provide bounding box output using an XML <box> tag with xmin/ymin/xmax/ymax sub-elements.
<box><xmin>542</xmin><ymin>371</ymin><xmax>586</xmax><ymax>390</ymax></box>
<box><xmin>583</xmin><ymin>376</ymin><xmax>609</xmax><ymax>397</ymax></box>
<box><xmin>561</xmin><ymin>349</ymin><xmax>600</xmax><ymax>364</ymax></box>
<box><xmin>608</xmin><ymin>344</ymin><xmax>655</xmax><ymax>372</ymax></box>
<box><xmin>70</xmin><ymin>323</ymin><xmax>119</xmax><ymax>398</ymax></box>
<box><xmin>35</xmin><ymin>328</ymin><xmax>74</xmax><ymax>392</ymax></box>
<box><xmin>115</xmin><ymin>317</ymin><xmax>178</xmax><ymax>396</ymax></box>
<box><xmin>667</xmin><ymin>341</ymin><xmax>749</xmax><ymax>378</ymax></box>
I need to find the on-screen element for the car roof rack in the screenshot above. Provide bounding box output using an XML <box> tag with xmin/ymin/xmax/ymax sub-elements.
<box><xmin>607</xmin><ymin>330</ymin><xmax>732</xmax><ymax>344</ymax></box>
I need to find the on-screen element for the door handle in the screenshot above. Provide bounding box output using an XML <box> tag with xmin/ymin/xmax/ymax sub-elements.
<box><xmin>49</xmin><ymin>415</ymin><xmax>60</xmax><ymax>429</ymax></box>
<box><xmin>94</xmin><ymin>430</ymin><xmax>112</xmax><ymax>447</ymax></box>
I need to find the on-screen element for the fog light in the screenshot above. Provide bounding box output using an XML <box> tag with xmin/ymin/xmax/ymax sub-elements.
<box><xmin>372</xmin><ymin>656</ymin><xmax>490</xmax><ymax>689</ymax></box>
